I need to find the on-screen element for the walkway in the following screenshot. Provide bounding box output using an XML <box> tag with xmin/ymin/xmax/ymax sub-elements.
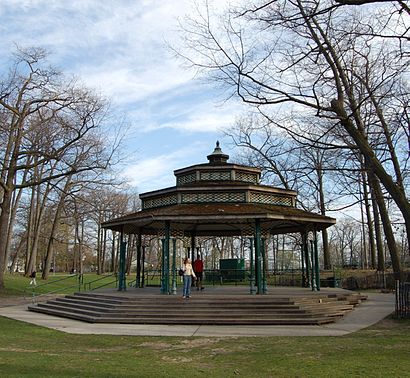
<box><xmin>0</xmin><ymin>287</ymin><xmax>395</xmax><ymax>337</ymax></box>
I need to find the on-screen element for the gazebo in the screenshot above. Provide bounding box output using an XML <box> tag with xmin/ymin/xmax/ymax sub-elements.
<box><xmin>102</xmin><ymin>142</ymin><xmax>336</xmax><ymax>294</ymax></box>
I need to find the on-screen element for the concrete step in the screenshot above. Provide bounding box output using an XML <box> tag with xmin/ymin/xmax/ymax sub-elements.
<box><xmin>46</xmin><ymin>301</ymin><xmax>310</xmax><ymax>315</ymax></box>
<box><xmin>28</xmin><ymin>305</ymin><xmax>335</xmax><ymax>325</ymax></box>
<box><xmin>54</xmin><ymin>299</ymin><xmax>303</xmax><ymax>311</ymax></box>
<box><xmin>28</xmin><ymin>291</ymin><xmax>364</xmax><ymax>326</ymax></box>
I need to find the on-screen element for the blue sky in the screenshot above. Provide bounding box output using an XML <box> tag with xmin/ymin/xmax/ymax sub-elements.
<box><xmin>0</xmin><ymin>0</ymin><xmax>244</xmax><ymax>193</ymax></box>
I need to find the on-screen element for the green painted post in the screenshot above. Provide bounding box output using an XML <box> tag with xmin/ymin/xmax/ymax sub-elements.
<box><xmin>261</xmin><ymin>238</ymin><xmax>267</xmax><ymax>294</ymax></box>
<box><xmin>161</xmin><ymin>221</ymin><xmax>170</xmax><ymax>294</ymax></box>
<box><xmin>254</xmin><ymin>219</ymin><xmax>262</xmax><ymax>295</ymax></box>
<box><xmin>249</xmin><ymin>238</ymin><xmax>256</xmax><ymax>295</ymax></box>
<box><xmin>300</xmin><ymin>239</ymin><xmax>305</xmax><ymax>288</ymax></box>
<box><xmin>161</xmin><ymin>238</ymin><xmax>165</xmax><ymax>293</ymax></box>
<box><xmin>118</xmin><ymin>233</ymin><xmax>127</xmax><ymax>291</ymax></box>
<box><xmin>310</xmin><ymin>240</ymin><xmax>317</xmax><ymax>291</ymax></box>
<box><xmin>314</xmin><ymin>230</ymin><xmax>320</xmax><ymax>291</ymax></box>
<box><xmin>303</xmin><ymin>233</ymin><xmax>311</xmax><ymax>289</ymax></box>
<box><xmin>190</xmin><ymin>235</ymin><xmax>196</xmax><ymax>262</ymax></box>
<box><xmin>171</xmin><ymin>238</ymin><xmax>177</xmax><ymax>295</ymax></box>
<box><xmin>141</xmin><ymin>245</ymin><xmax>146</xmax><ymax>288</ymax></box>
<box><xmin>136</xmin><ymin>233</ymin><xmax>142</xmax><ymax>288</ymax></box>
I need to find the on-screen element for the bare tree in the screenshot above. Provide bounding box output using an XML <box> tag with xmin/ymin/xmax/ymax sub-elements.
<box><xmin>177</xmin><ymin>0</ymin><xmax>409</xmax><ymax>278</ymax></box>
<box><xmin>0</xmin><ymin>47</ymin><xmax>117</xmax><ymax>288</ymax></box>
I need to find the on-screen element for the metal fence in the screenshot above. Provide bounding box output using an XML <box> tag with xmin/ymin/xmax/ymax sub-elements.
<box><xmin>395</xmin><ymin>281</ymin><xmax>410</xmax><ymax>318</ymax></box>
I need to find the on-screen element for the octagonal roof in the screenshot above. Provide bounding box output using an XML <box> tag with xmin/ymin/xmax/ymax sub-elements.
<box><xmin>102</xmin><ymin>143</ymin><xmax>335</xmax><ymax>236</ymax></box>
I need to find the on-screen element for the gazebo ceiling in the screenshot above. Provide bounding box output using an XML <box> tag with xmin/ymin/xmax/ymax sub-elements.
<box><xmin>102</xmin><ymin>142</ymin><xmax>336</xmax><ymax>236</ymax></box>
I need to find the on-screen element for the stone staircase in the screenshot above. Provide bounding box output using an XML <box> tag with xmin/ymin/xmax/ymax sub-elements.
<box><xmin>28</xmin><ymin>292</ymin><xmax>367</xmax><ymax>325</ymax></box>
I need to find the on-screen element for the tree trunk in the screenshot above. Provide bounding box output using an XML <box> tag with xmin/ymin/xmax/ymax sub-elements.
<box><xmin>25</xmin><ymin>185</ymin><xmax>37</xmax><ymax>275</ymax></box>
<box><xmin>332</xmin><ymin>101</ymin><xmax>410</xmax><ymax>254</ymax></box>
<box><xmin>368</xmin><ymin>172</ymin><xmax>402</xmax><ymax>279</ymax></box>
<box><xmin>361</xmin><ymin>168</ymin><xmax>376</xmax><ymax>268</ymax></box>
<box><xmin>371</xmin><ymin>186</ymin><xmax>385</xmax><ymax>272</ymax></box>
<box><xmin>3</xmin><ymin>168</ymin><xmax>29</xmax><ymax>274</ymax></box>
<box><xmin>43</xmin><ymin>174</ymin><xmax>72</xmax><ymax>279</ymax></box>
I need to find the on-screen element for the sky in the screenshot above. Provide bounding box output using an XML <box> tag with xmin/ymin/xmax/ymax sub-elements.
<box><xmin>0</xmin><ymin>0</ymin><xmax>244</xmax><ymax>193</ymax></box>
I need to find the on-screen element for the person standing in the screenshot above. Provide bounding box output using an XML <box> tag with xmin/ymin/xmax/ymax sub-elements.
<box><xmin>182</xmin><ymin>258</ymin><xmax>196</xmax><ymax>299</ymax></box>
<box><xmin>29</xmin><ymin>271</ymin><xmax>37</xmax><ymax>286</ymax></box>
<box><xmin>193</xmin><ymin>254</ymin><xmax>204</xmax><ymax>291</ymax></box>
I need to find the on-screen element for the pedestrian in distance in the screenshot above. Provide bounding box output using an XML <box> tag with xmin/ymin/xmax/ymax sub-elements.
<box><xmin>193</xmin><ymin>254</ymin><xmax>204</xmax><ymax>291</ymax></box>
<box><xmin>182</xmin><ymin>258</ymin><xmax>196</xmax><ymax>299</ymax></box>
<box><xmin>29</xmin><ymin>271</ymin><xmax>37</xmax><ymax>286</ymax></box>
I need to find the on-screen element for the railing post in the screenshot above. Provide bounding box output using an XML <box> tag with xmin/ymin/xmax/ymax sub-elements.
<box><xmin>310</xmin><ymin>240</ymin><xmax>317</xmax><ymax>291</ymax></box>
<box><xmin>249</xmin><ymin>237</ymin><xmax>256</xmax><ymax>295</ymax></box>
<box><xmin>171</xmin><ymin>238</ymin><xmax>177</xmax><ymax>295</ymax></box>
<box><xmin>313</xmin><ymin>230</ymin><xmax>320</xmax><ymax>291</ymax></box>
<box><xmin>261</xmin><ymin>237</ymin><xmax>267</xmax><ymax>294</ymax></box>
<box><xmin>118</xmin><ymin>230</ymin><xmax>127</xmax><ymax>291</ymax></box>
<box><xmin>255</xmin><ymin>219</ymin><xmax>262</xmax><ymax>294</ymax></box>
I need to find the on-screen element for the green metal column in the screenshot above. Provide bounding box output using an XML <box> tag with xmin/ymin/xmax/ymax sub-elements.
<box><xmin>313</xmin><ymin>230</ymin><xmax>320</xmax><ymax>291</ymax></box>
<box><xmin>171</xmin><ymin>238</ymin><xmax>177</xmax><ymax>295</ymax></box>
<box><xmin>136</xmin><ymin>233</ymin><xmax>142</xmax><ymax>288</ymax></box>
<box><xmin>300</xmin><ymin>240</ymin><xmax>305</xmax><ymax>287</ymax></box>
<box><xmin>118</xmin><ymin>230</ymin><xmax>127</xmax><ymax>291</ymax></box>
<box><xmin>161</xmin><ymin>221</ymin><xmax>170</xmax><ymax>294</ymax></box>
<box><xmin>190</xmin><ymin>234</ymin><xmax>196</xmax><ymax>262</ymax></box>
<box><xmin>161</xmin><ymin>238</ymin><xmax>165</xmax><ymax>292</ymax></box>
<box><xmin>303</xmin><ymin>232</ymin><xmax>311</xmax><ymax>289</ymax></box>
<box><xmin>141</xmin><ymin>245</ymin><xmax>146</xmax><ymax>288</ymax></box>
<box><xmin>310</xmin><ymin>240</ymin><xmax>317</xmax><ymax>291</ymax></box>
<box><xmin>249</xmin><ymin>237</ymin><xmax>256</xmax><ymax>294</ymax></box>
<box><xmin>254</xmin><ymin>219</ymin><xmax>262</xmax><ymax>295</ymax></box>
<box><xmin>261</xmin><ymin>238</ymin><xmax>268</xmax><ymax>294</ymax></box>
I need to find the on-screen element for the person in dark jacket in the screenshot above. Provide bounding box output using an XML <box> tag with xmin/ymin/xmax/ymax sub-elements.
<box><xmin>193</xmin><ymin>254</ymin><xmax>204</xmax><ymax>291</ymax></box>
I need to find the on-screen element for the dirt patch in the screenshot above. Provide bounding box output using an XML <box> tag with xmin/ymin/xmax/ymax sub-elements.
<box><xmin>140</xmin><ymin>337</ymin><xmax>224</xmax><ymax>351</ymax></box>
<box><xmin>0</xmin><ymin>296</ymin><xmax>31</xmax><ymax>307</ymax></box>
<box><xmin>161</xmin><ymin>355</ymin><xmax>193</xmax><ymax>363</ymax></box>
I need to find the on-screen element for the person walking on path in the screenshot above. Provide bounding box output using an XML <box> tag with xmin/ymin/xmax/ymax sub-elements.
<box><xmin>182</xmin><ymin>258</ymin><xmax>196</xmax><ymax>299</ymax></box>
<box><xmin>29</xmin><ymin>271</ymin><xmax>37</xmax><ymax>286</ymax></box>
<box><xmin>193</xmin><ymin>254</ymin><xmax>204</xmax><ymax>291</ymax></box>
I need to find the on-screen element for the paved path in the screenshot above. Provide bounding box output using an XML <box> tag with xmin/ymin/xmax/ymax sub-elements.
<box><xmin>0</xmin><ymin>292</ymin><xmax>395</xmax><ymax>337</ymax></box>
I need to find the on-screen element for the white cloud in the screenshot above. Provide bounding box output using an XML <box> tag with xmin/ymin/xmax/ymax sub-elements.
<box><xmin>1</xmin><ymin>0</ymin><xmax>240</xmax><ymax>193</ymax></box>
<box><xmin>122</xmin><ymin>142</ymin><xmax>213</xmax><ymax>192</ymax></box>
<box><xmin>0</xmin><ymin>0</ymin><xmax>196</xmax><ymax>102</ymax></box>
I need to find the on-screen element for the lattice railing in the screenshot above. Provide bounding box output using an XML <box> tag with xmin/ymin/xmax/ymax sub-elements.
<box><xmin>236</xmin><ymin>171</ymin><xmax>258</xmax><ymax>184</ymax></box>
<box><xmin>181</xmin><ymin>192</ymin><xmax>245</xmax><ymax>203</ymax></box>
<box><xmin>200</xmin><ymin>171</ymin><xmax>231</xmax><ymax>181</ymax></box>
<box><xmin>143</xmin><ymin>194</ymin><xmax>178</xmax><ymax>209</ymax></box>
<box><xmin>177</xmin><ymin>173</ymin><xmax>196</xmax><ymax>186</ymax></box>
<box><xmin>249</xmin><ymin>192</ymin><xmax>293</xmax><ymax>206</ymax></box>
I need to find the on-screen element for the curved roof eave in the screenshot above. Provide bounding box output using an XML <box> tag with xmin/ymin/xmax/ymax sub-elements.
<box><xmin>101</xmin><ymin>203</ymin><xmax>336</xmax><ymax>235</ymax></box>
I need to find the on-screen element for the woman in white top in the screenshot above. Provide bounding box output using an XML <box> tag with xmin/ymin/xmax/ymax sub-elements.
<box><xmin>182</xmin><ymin>258</ymin><xmax>196</xmax><ymax>298</ymax></box>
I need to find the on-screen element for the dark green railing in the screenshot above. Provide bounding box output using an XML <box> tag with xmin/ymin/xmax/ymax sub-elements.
<box><xmin>83</xmin><ymin>273</ymin><xmax>118</xmax><ymax>291</ymax></box>
<box><xmin>24</xmin><ymin>274</ymin><xmax>83</xmax><ymax>303</ymax></box>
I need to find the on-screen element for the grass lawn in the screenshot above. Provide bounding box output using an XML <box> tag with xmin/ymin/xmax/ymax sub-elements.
<box><xmin>0</xmin><ymin>315</ymin><xmax>409</xmax><ymax>377</ymax></box>
<box><xmin>1</xmin><ymin>273</ymin><xmax>409</xmax><ymax>377</ymax></box>
<box><xmin>1</xmin><ymin>273</ymin><xmax>119</xmax><ymax>298</ymax></box>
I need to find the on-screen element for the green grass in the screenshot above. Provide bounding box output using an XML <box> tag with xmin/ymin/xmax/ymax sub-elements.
<box><xmin>0</xmin><ymin>273</ymin><xmax>118</xmax><ymax>297</ymax></box>
<box><xmin>0</xmin><ymin>315</ymin><xmax>409</xmax><ymax>377</ymax></box>
<box><xmin>1</xmin><ymin>273</ymin><xmax>410</xmax><ymax>377</ymax></box>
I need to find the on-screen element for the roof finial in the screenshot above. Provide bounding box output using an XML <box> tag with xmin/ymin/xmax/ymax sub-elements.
<box><xmin>207</xmin><ymin>141</ymin><xmax>229</xmax><ymax>164</ymax></box>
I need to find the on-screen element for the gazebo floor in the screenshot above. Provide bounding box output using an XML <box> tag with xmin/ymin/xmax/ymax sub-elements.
<box><xmin>28</xmin><ymin>286</ymin><xmax>367</xmax><ymax>326</ymax></box>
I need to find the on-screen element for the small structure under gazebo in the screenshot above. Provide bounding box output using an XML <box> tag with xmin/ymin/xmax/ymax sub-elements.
<box><xmin>102</xmin><ymin>142</ymin><xmax>336</xmax><ymax>294</ymax></box>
